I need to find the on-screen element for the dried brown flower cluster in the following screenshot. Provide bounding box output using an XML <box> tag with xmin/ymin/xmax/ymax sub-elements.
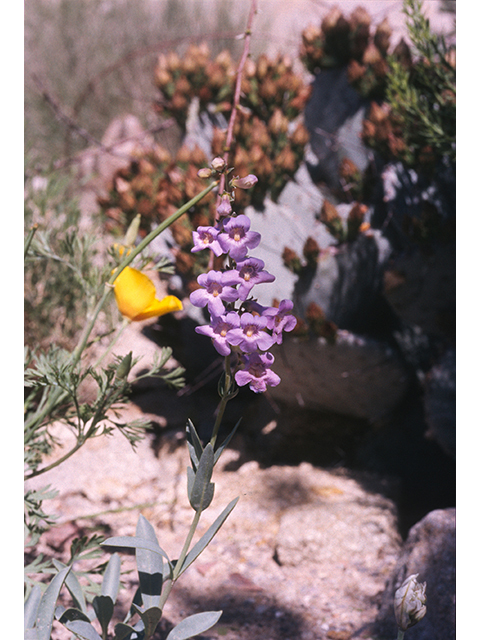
<box><xmin>300</xmin><ymin>5</ymin><xmax>412</xmax><ymax>100</ymax></box>
<box><xmin>98</xmin><ymin>143</ymin><xmax>220</xmax><ymax>289</ymax></box>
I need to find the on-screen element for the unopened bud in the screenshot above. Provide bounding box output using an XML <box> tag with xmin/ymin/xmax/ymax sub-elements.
<box><xmin>197</xmin><ymin>167</ymin><xmax>212</xmax><ymax>179</ymax></box>
<box><xmin>394</xmin><ymin>574</ymin><xmax>427</xmax><ymax>632</ymax></box>
<box><xmin>217</xmin><ymin>192</ymin><xmax>233</xmax><ymax>217</ymax></box>
<box><xmin>211</xmin><ymin>156</ymin><xmax>226</xmax><ymax>172</ymax></box>
<box><xmin>116</xmin><ymin>352</ymin><xmax>133</xmax><ymax>380</ymax></box>
<box><xmin>231</xmin><ymin>174</ymin><xmax>258</xmax><ymax>189</ymax></box>
<box><xmin>124</xmin><ymin>214</ymin><xmax>141</xmax><ymax>247</ymax></box>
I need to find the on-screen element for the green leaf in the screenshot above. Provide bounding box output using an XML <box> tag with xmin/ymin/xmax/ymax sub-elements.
<box><xmin>189</xmin><ymin>443</ymin><xmax>215</xmax><ymax>512</ymax></box>
<box><xmin>165</xmin><ymin>611</ymin><xmax>223</xmax><ymax>640</ymax></box>
<box><xmin>24</xmin><ymin>584</ymin><xmax>43</xmax><ymax>631</ymax></box>
<box><xmin>186</xmin><ymin>419</ymin><xmax>203</xmax><ymax>471</ymax></box>
<box><xmin>135</xmin><ymin>516</ymin><xmax>163</xmax><ymax>609</ymax></box>
<box><xmin>213</xmin><ymin>419</ymin><xmax>241</xmax><ymax>466</ymax></box>
<box><xmin>114</xmin><ymin>621</ymin><xmax>138</xmax><ymax>640</ymax></box>
<box><xmin>52</xmin><ymin>558</ymin><xmax>88</xmax><ymax>614</ymax></box>
<box><xmin>178</xmin><ymin>497</ymin><xmax>239</xmax><ymax>577</ymax></box>
<box><xmin>131</xmin><ymin>604</ymin><xmax>163</xmax><ymax>639</ymax></box>
<box><xmin>92</xmin><ymin>596</ymin><xmax>114</xmax><ymax>637</ymax></box>
<box><xmin>63</xmin><ymin>619</ymin><xmax>103</xmax><ymax>640</ymax></box>
<box><xmin>101</xmin><ymin>552</ymin><xmax>121</xmax><ymax>601</ymax></box>
<box><xmin>58</xmin><ymin>607</ymin><xmax>92</xmax><ymax>624</ymax></box>
<box><xmin>35</xmin><ymin>565</ymin><xmax>71</xmax><ymax>640</ymax></box>
<box><xmin>102</xmin><ymin>536</ymin><xmax>169</xmax><ymax>559</ymax></box>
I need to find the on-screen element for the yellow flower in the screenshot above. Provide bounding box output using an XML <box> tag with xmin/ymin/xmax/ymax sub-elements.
<box><xmin>113</xmin><ymin>266</ymin><xmax>183</xmax><ymax>321</ymax></box>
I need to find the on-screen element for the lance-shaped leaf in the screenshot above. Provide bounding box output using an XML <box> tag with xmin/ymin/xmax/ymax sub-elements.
<box><xmin>114</xmin><ymin>621</ymin><xmax>138</xmax><ymax>640</ymax></box>
<box><xmin>213</xmin><ymin>419</ymin><xmax>241</xmax><ymax>466</ymax></box>
<box><xmin>101</xmin><ymin>552</ymin><xmax>121</xmax><ymax>601</ymax></box>
<box><xmin>63</xmin><ymin>619</ymin><xmax>102</xmax><ymax>640</ymax></box>
<box><xmin>58</xmin><ymin>607</ymin><xmax>91</xmax><ymax>625</ymax></box>
<box><xmin>52</xmin><ymin>558</ymin><xmax>88</xmax><ymax>614</ymax></box>
<box><xmin>177</xmin><ymin>497</ymin><xmax>239</xmax><ymax>577</ymax></box>
<box><xmin>102</xmin><ymin>536</ymin><xmax>169</xmax><ymax>559</ymax></box>
<box><xmin>35</xmin><ymin>565</ymin><xmax>71</xmax><ymax>640</ymax></box>
<box><xmin>165</xmin><ymin>610</ymin><xmax>223</xmax><ymax>640</ymax></box>
<box><xmin>189</xmin><ymin>443</ymin><xmax>215</xmax><ymax>512</ymax></box>
<box><xmin>186</xmin><ymin>419</ymin><xmax>203</xmax><ymax>471</ymax></box>
<box><xmin>135</xmin><ymin>515</ymin><xmax>164</xmax><ymax>609</ymax></box>
<box><xmin>24</xmin><ymin>584</ymin><xmax>43</xmax><ymax>631</ymax></box>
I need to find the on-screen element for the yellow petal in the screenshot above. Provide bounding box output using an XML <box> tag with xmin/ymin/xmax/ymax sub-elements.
<box><xmin>113</xmin><ymin>267</ymin><xmax>156</xmax><ymax>320</ymax></box>
<box><xmin>113</xmin><ymin>266</ymin><xmax>183</xmax><ymax>321</ymax></box>
<box><xmin>134</xmin><ymin>295</ymin><xmax>183</xmax><ymax>321</ymax></box>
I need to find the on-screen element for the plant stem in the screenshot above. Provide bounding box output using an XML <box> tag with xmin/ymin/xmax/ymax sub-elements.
<box><xmin>210</xmin><ymin>355</ymin><xmax>232</xmax><ymax>449</ymax></box>
<box><xmin>397</xmin><ymin>630</ymin><xmax>405</xmax><ymax>640</ymax></box>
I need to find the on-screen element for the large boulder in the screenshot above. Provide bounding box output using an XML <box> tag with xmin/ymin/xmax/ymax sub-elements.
<box><xmin>374</xmin><ymin>508</ymin><xmax>456</xmax><ymax>640</ymax></box>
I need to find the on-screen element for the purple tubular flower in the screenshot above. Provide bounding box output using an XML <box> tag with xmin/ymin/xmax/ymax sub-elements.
<box><xmin>223</xmin><ymin>257</ymin><xmax>275</xmax><ymax>301</ymax></box>
<box><xmin>189</xmin><ymin>270</ymin><xmax>239</xmax><ymax>316</ymax></box>
<box><xmin>262</xmin><ymin>299</ymin><xmax>297</xmax><ymax>344</ymax></box>
<box><xmin>191</xmin><ymin>226</ymin><xmax>224</xmax><ymax>256</ymax></box>
<box><xmin>226</xmin><ymin>312</ymin><xmax>276</xmax><ymax>353</ymax></box>
<box><xmin>235</xmin><ymin>352</ymin><xmax>281</xmax><ymax>393</ymax></box>
<box><xmin>231</xmin><ymin>174</ymin><xmax>258</xmax><ymax>189</ymax></box>
<box><xmin>195</xmin><ymin>311</ymin><xmax>240</xmax><ymax>356</ymax></box>
<box><xmin>218</xmin><ymin>215</ymin><xmax>261</xmax><ymax>261</ymax></box>
<box><xmin>217</xmin><ymin>193</ymin><xmax>233</xmax><ymax>217</ymax></box>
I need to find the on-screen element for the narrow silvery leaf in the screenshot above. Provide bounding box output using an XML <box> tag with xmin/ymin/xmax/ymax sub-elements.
<box><xmin>102</xmin><ymin>536</ymin><xmax>169</xmax><ymax>559</ymax></box>
<box><xmin>213</xmin><ymin>419</ymin><xmax>241</xmax><ymax>466</ymax></box>
<box><xmin>186</xmin><ymin>466</ymin><xmax>195</xmax><ymax>502</ymax></box>
<box><xmin>101</xmin><ymin>552</ymin><xmax>121</xmax><ymax>601</ymax></box>
<box><xmin>35</xmin><ymin>565</ymin><xmax>71</xmax><ymax>640</ymax></box>
<box><xmin>186</xmin><ymin>419</ymin><xmax>203</xmax><ymax>470</ymax></box>
<box><xmin>52</xmin><ymin>558</ymin><xmax>88</xmax><ymax>614</ymax></box>
<box><xmin>178</xmin><ymin>497</ymin><xmax>239</xmax><ymax>577</ymax></box>
<box><xmin>63</xmin><ymin>619</ymin><xmax>103</xmax><ymax>640</ymax></box>
<box><xmin>165</xmin><ymin>610</ymin><xmax>222</xmax><ymax>640</ymax></box>
<box><xmin>189</xmin><ymin>443</ymin><xmax>215</xmax><ymax>511</ymax></box>
<box><xmin>24</xmin><ymin>584</ymin><xmax>43</xmax><ymax>630</ymax></box>
<box><xmin>136</xmin><ymin>516</ymin><xmax>163</xmax><ymax>609</ymax></box>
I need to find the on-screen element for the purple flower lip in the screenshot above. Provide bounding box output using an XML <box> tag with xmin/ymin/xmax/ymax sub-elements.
<box><xmin>235</xmin><ymin>351</ymin><xmax>281</xmax><ymax>393</ymax></box>
<box><xmin>192</xmin><ymin>226</ymin><xmax>223</xmax><ymax>256</ymax></box>
<box><xmin>189</xmin><ymin>270</ymin><xmax>239</xmax><ymax>316</ymax></box>
<box><xmin>223</xmin><ymin>257</ymin><xmax>275</xmax><ymax>300</ymax></box>
<box><xmin>226</xmin><ymin>312</ymin><xmax>275</xmax><ymax>353</ymax></box>
<box><xmin>261</xmin><ymin>299</ymin><xmax>297</xmax><ymax>343</ymax></box>
<box><xmin>195</xmin><ymin>311</ymin><xmax>240</xmax><ymax>356</ymax></box>
<box><xmin>217</xmin><ymin>214</ymin><xmax>261</xmax><ymax>261</ymax></box>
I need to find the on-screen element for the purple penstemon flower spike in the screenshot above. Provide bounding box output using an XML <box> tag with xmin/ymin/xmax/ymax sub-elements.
<box><xmin>217</xmin><ymin>214</ymin><xmax>261</xmax><ymax>261</ymax></box>
<box><xmin>235</xmin><ymin>352</ymin><xmax>281</xmax><ymax>393</ymax></box>
<box><xmin>222</xmin><ymin>257</ymin><xmax>275</xmax><ymax>301</ymax></box>
<box><xmin>190</xmin><ymin>270</ymin><xmax>239</xmax><ymax>316</ymax></box>
<box><xmin>191</xmin><ymin>226</ymin><xmax>224</xmax><ymax>256</ymax></box>
<box><xmin>195</xmin><ymin>311</ymin><xmax>241</xmax><ymax>356</ymax></box>
<box><xmin>226</xmin><ymin>312</ymin><xmax>276</xmax><ymax>353</ymax></box>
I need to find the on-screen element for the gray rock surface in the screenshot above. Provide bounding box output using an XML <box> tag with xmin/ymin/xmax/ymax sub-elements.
<box><xmin>374</xmin><ymin>508</ymin><xmax>456</xmax><ymax>640</ymax></box>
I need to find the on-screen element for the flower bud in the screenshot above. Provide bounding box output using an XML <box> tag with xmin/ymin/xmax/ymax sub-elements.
<box><xmin>211</xmin><ymin>156</ymin><xmax>226</xmax><ymax>172</ymax></box>
<box><xmin>197</xmin><ymin>167</ymin><xmax>212</xmax><ymax>179</ymax></box>
<box><xmin>394</xmin><ymin>574</ymin><xmax>427</xmax><ymax>632</ymax></box>
<box><xmin>217</xmin><ymin>192</ymin><xmax>233</xmax><ymax>217</ymax></box>
<box><xmin>116</xmin><ymin>352</ymin><xmax>133</xmax><ymax>380</ymax></box>
<box><xmin>231</xmin><ymin>174</ymin><xmax>258</xmax><ymax>189</ymax></box>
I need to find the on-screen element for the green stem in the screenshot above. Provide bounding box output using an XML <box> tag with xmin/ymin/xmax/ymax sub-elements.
<box><xmin>209</xmin><ymin>355</ymin><xmax>232</xmax><ymax>449</ymax></box>
<box><xmin>397</xmin><ymin>630</ymin><xmax>405</xmax><ymax>640</ymax></box>
<box><xmin>24</xmin><ymin>224</ymin><xmax>38</xmax><ymax>258</ymax></box>
<box><xmin>158</xmin><ymin>508</ymin><xmax>203</xmax><ymax>610</ymax></box>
